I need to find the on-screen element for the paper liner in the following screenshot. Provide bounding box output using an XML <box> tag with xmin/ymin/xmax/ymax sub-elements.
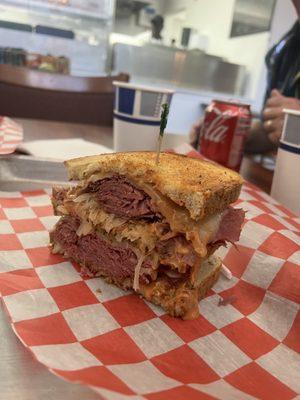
<box><xmin>0</xmin><ymin>147</ymin><xmax>299</xmax><ymax>399</ymax></box>
<box><xmin>0</xmin><ymin>116</ymin><xmax>23</xmax><ymax>155</ymax></box>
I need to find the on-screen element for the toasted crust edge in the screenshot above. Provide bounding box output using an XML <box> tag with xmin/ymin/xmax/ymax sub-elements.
<box><xmin>64</xmin><ymin>152</ymin><xmax>243</xmax><ymax>220</ymax></box>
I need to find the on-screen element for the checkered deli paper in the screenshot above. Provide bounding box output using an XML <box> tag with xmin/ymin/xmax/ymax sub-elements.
<box><xmin>0</xmin><ymin>116</ymin><xmax>23</xmax><ymax>155</ymax></box>
<box><xmin>0</xmin><ymin>146</ymin><xmax>299</xmax><ymax>400</ymax></box>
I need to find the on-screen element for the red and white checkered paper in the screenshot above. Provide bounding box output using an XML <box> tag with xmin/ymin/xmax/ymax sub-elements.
<box><xmin>0</xmin><ymin>116</ymin><xmax>23</xmax><ymax>155</ymax></box>
<box><xmin>0</xmin><ymin>146</ymin><xmax>300</xmax><ymax>400</ymax></box>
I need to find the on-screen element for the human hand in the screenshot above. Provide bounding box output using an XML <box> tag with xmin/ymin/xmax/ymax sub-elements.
<box><xmin>263</xmin><ymin>89</ymin><xmax>300</xmax><ymax>143</ymax></box>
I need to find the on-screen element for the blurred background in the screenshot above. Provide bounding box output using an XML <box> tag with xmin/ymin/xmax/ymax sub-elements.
<box><xmin>0</xmin><ymin>0</ymin><xmax>296</xmax><ymax>122</ymax></box>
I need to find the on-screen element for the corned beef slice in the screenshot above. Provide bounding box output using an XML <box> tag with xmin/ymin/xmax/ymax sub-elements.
<box><xmin>86</xmin><ymin>175</ymin><xmax>160</xmax><ymax>219</ymax></box>
<box><xmin>85</xmin><ymin>176</ymin><xmax>244</xmax><ymax>243</ymax></box>
<box><xmin>53</xmin><ymin>180</ymin><xmax>245</xmax><ymax>247</ymax></box>
<box><xmin>212</xmin><ymin>207</ymin><xmax>245</xmax><ymax>243</ymax></box>
<box><xmin>51</xmin><ymin>216</ymin><xmax>153</xmax><ymax>284</ymax></box>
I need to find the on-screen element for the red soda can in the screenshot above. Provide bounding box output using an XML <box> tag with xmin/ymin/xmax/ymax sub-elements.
<box><xmin>199</xmin><ymin>99</ymin><xmax>252</xmax><ymax>171</ymax></box>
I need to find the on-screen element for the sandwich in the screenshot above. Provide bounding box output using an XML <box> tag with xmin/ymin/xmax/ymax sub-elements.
<box><xmin>50</xmin><ymin>152</ymin><xmax>244</xmax><ymax>319</ymax></box>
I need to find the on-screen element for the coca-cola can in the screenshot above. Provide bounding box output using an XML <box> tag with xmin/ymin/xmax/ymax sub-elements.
<box><xmin>198</xmin><ymin>99</ymin><xmax>252</xmax><ymax>171</ymax></box>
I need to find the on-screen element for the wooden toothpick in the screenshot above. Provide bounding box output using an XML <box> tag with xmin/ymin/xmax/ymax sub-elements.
<box><xmin>155</xmin><ymin>103</ymin><xmax>169</xmax><ymax>165</ymax></box>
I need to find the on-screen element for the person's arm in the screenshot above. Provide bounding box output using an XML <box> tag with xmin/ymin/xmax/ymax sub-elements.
<box><xmin>246</xmin><ymin>89</ymin><xmax>300</xmax><ymax>153</ymax></box>
<box><xmin>244</xmin><ymin>119</ymin><xmax>277</xmax><ymax>154</ymax></box>
<box><xmin>191</xmin><ymin>89</ymin><xmax>300</xmax><ymax>154</ymax></box>
<box><xmin>263</xmin><ymin>89</ymin><xmax>300</xmax><ymax>142</ymax></box>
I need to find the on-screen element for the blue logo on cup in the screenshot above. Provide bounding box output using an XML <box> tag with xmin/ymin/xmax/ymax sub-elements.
<box><xmin>117</xmin><ymin>88</ymin><xmax>135</xmax><ymax>115</ymax></box>
<box><xmin>114</xmin><ymin>82</ymin><xmax>173</xmax><ymax>125</ymax></box>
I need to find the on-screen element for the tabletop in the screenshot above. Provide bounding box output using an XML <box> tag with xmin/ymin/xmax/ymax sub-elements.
<box><xmin>16</xmin><ymin>118</ymin><xmax>113</xmax><ymax>149</ymax></box>
<box><xmin>0</xmin><ymin>118</ymin><xmax>275</xmax><ymax>400</ymax></box>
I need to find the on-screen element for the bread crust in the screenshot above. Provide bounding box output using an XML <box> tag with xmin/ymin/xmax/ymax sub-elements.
<box><xmin>65</xmin><ymin>152</ymin><xmax>243</xmax><ymax>220</ymax></box>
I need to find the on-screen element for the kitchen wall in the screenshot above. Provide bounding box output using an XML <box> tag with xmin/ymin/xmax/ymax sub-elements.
<box><xmin>269</xmin><ymin>0</ymin><xmax>297</xmax><ymax>44</ymax></box>
<box><xmin>162</xmin><ymin>0</ymin><xmax>270</xmax><ymax>101</ymax></box>
<box><xmin>162</xmin><ymin>0</ymin><xmax>297</xmax><ymax>108</ymax></box>
<box><xmin>165</xmin><ymin>0</ymin><xmax>298</xmax><ymax>135</ymax></box>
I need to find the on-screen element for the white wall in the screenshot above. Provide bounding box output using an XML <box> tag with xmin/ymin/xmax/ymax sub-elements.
<box><xmin>269</xmin><ymin>0</ymin><xmax>297</xmax><ymax>45</ymax></box>
<box><xmin>159</xmin><ymin>0</ymin><xmax>186</xmax><ymax>15</ymax></box>
<box><xmin>162</xmin><ymin>0</ymin><xmax>298</xmax><ymax>107</ymax></box>
<box><xmin>163</xmin><ymin>10</ymin><xmax>186</xmax><ymax>45</ymax></box>
<box><xmin>221</xmin><ymin>32</ymin><xmax>269</xmax><ymax>100</ymax></box>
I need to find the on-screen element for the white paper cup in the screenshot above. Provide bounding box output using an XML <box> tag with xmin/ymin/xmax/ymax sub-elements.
<box><xmin>271</xmin><ymin>109</ymin><xmax>300</xmax><ymax>216</ymax></box>
<box><xmin>113</xmin><ymin>82</ymin><xmax>174</xmax><ymax>152</ymax></box>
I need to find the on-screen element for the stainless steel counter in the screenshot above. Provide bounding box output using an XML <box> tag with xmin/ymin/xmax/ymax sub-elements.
<box><xmin>113</xmin><ymin>43</ymin><xmax>247</xmax><ymax>96</ymax></box>
<box><xmin>0</xmin><ymin>155</ymin><xmax>68</xmax><ymax>191</ymax></box>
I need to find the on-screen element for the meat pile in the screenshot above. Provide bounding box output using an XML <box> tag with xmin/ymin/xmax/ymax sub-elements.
<box><xmin>51</xmin><ymin>175</ymin><xmax>245</xmax><ymax>283</ymax></box>
<box><xmin>86</xmin><ymin>175</ymin><xmax>160</xmax><ymax>219</ymax></box>
<box><xmin>51</xmin><ymin>216</ymin><xmax>153</xmax><ymax>285</ymax></box>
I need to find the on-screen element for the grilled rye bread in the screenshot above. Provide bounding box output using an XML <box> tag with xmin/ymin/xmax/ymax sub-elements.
<box><xmin>65</xmin><ymin>152</ymin><xmax>243</xmax><ymax>221</ymax></box>
<box><xmin>51</xmin><ymin>152</ymin><xmax>244</xmax><ymax>319</ymax></box>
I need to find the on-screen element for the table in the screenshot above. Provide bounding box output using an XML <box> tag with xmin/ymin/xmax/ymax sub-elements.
<box><xmin>0</xmin><ymin>118</ymin><xmax>274</xmax><ymax>400</ymax></box>
<box><xmin>240</xmin><ymin>155</ymin><xmax>274</xmax><ymax>194</ymax></box>
<box><xmin>16</xmin><ymin>118</ymin><xmax>113</xmax><ymax>149</ymax></box>
<box><xmin>16</xmin><ymin>118</ymin><xmax>274</xmax><ymax>193</ymax></box>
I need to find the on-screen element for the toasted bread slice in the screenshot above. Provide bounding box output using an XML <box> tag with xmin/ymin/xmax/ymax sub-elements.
<box><xmin>65</xmin><ymin>152</ymin><xmax>243</xmax><ymax>220</ymax></box>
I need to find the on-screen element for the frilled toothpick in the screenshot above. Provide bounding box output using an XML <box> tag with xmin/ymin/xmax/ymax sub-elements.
<box><xmin>155</xmin><ymin>103</ymin><xmax>169</xmax><ymax>165</ymax></box>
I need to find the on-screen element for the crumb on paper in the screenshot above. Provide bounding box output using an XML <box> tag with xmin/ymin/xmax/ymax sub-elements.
<box><xmin>218</xmin><ymin>295</ymin><xmax>237</xmax><ymax>306</ymax></box>
<box><xmin>96</xmin><ymin>288</ymin><xmax>102</xmax><ymax>294</ymax></box>
<box><xmin>221</xmin><ymin>264</ymin><xmax>232</xmax><ymax>280</ymax></box>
